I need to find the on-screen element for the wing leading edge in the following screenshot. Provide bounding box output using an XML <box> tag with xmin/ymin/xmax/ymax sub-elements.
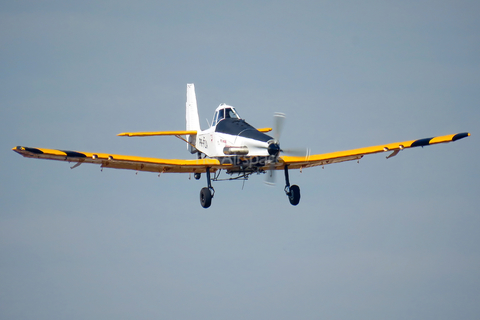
<box><xmin>280</xmin><ymin>132</ymin><xmax>470</xmax><ymax>169</ymax></box>
<box><xmin>12</xmin><ymin>146</ymin><xmax>225</xmax><ymax>173</ymax></box>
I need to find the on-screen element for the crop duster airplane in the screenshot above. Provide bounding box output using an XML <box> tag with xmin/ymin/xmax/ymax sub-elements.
<box><xmin>13</xmin><ymin>84</ymin><xmax>470</xmax><ymax>208</ymax></box>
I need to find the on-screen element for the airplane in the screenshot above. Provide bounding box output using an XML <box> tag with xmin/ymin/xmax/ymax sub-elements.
<box><xmin>13</xmin><ymin>83</ymin><xmax>470</xmax><ymax>208</ymax></box>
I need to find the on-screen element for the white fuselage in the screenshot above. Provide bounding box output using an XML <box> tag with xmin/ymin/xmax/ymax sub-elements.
<box><xmin>195</xmin><ymin>126</ymin><xmax>271</xmax><ymax>159</ymax></box>
<box><xmin>192</xmin><ymin>103</ymin><xmax>274</xmax><ymax>161</ymax></box>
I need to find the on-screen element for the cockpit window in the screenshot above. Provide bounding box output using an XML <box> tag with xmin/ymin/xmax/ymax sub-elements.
<box><xmin>212</xmin><ymin>110</ymin><xmax>223</xmax><ymax>127</ymax></box>
<box><xmin>212</xmin><ymin>106</ymin><xmax>241</xmax><ymax>126</ymax></box>
<box><xmin>212</xmin><ymin>112</ymin><xmax>217</xmax><ymax>126</ymax></box>
<box><xmin>225</xmin><ymin>108</ymin><xmax>239</xmax><ymax>119</ymax></box>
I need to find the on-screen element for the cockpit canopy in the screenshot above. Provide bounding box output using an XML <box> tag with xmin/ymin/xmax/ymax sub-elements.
<box><xmin>211</xmin><ymin>103</ymin><xmax>241</xmax><ymax>127</ymax></box>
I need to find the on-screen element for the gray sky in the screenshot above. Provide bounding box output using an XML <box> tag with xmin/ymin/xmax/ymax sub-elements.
<box><xmin>1</xmin><ymin>1</ymin><xmax>479</xmax><ymax>319</ymax></box>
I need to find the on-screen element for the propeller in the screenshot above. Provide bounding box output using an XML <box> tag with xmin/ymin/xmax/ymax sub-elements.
<box><xmin>264</xmin><ymin>113</ymin><xmax>283</xmax><ymax>185</ymax></box>
<box><xmin>264</xmin><ymin>112</ymin><xmax>308</xmax><ymax>185</ymax></box>
<box><xmin>272</xmin><ymin>112</ymin><xmax>285</xmax><ymax>143</ymax></box>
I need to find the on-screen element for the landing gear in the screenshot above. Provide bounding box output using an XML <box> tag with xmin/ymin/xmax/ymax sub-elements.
<box><xmin>284</xmin><ymin>165</ymin><xmax>300</xmax><ymax>206</ymax></box>
<box><xmin>200</xmin><ymin>167</ymin><xmax>214</xmax><ymax>208</ymax></box>
<box><xmin>287</xmin><ymin>185</ymin><xmax>301</xmax><ymax>206</ymax></box>
<box><xmin>200</xmin><ymin>187</ymin><xmax>212</xmax><ymax>208</ymax></box>
<box><xmin>194</xmin><ymin>153</ymin><xmax>202</xmax><ymax>180</ymax></box>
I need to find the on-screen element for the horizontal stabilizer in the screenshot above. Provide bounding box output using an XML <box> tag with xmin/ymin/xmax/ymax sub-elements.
<box><xmin>117</xmin><ymin>130</ymin><xmax>197</xmax><ymax>137</ymax></box>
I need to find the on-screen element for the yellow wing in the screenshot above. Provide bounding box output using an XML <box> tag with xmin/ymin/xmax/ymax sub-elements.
<box><xmin>12</xmin><ymin>146</ymin><xmax>227</xmax><ymax>173</ymax></box>
<box><xmin>12</xmin><ymin>133</ymin><xmax>470</xmax><ymax>173</ymax></box>
<box><xmin>280</xmin><ymin>132</ymin><xmax>470</xmax><ymax>169</ymax></box>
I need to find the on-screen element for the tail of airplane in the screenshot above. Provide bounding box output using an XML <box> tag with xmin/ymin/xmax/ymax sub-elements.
<box><xmin>186</xmin><ymin>83</ymin><xmax>201</xmax><ymax>153</ymax></box>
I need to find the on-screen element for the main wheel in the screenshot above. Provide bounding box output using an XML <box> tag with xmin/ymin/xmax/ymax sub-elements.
<box><xmin>288</xmin><ymin>185</ymin><xmax>301</xmax><ymax>206</ymax></box>
<box><xmin>194</xmin><ymin>173</ymin><xmax>201</xmax><ymax>180</ymax></box>
<box><xmin>200</xmin><ymin>187</ymin><xmax>212</xmax><ymax>208</ymax></box>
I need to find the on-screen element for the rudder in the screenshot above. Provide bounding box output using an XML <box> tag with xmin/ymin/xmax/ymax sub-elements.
<box><xmin>186</xmin><ymin>83</ymin><xmax>200</xmax><ymax>153</ymax></box>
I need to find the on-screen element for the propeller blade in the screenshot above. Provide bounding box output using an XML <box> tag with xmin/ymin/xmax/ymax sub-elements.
<box><xmin>273</xmin><ymin>112</ymin><xmax>286</xmax><ymax>143</ymax></box>
<box><xmin>264</xmin><ymin>162</ymin><xmax>276</xmax><ymax>186</ymax></box>
<box><xmin>263</xmin><ymin>112</ymin><xmax>289</xmax><ymax>186</ymax></box>
<box><xmin>281</xmin><ymin>148</ymin><xmax>310</xmax><ymax>157</ymax></box>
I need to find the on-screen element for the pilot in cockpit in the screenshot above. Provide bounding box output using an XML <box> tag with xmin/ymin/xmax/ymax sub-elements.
<box><xmin>225</xmin><ymin>108</ymin><xmax>238</xmax><ymax>119</ymax></box>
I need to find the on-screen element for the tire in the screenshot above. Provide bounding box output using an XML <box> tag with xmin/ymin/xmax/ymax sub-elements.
<box><xmin>288</xmin><ymin>185</ymin><xmax>301</xmax><ymax>206</ymax></box>
<box><xmin>194</xmin><ymin>173</ymin><xmax>201</xmax><ymax>180</ymax></box>
<box><xmin>200</xmin><ymin>187</ymin><xmax>212</xmax><ymax>208</ymax></box>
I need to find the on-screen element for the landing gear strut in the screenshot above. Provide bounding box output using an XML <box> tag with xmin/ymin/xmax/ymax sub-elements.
<box><xmin>284</xmin><ymin>165</ymin><xmax>300</xmax><ymax>206</ymax></box>
<box><xmin>200</xmin><ymin>167</ymin><xmax>214</xmax><ymax>208</ymax></box>
<box><xmin>195</xmin><ymin>153</ymin><xmax>202</xmax><ymax>180</ymax></box>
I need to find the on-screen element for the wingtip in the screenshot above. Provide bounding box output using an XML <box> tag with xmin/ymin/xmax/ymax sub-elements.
<box><xmin>452</xmin><ymin>132</ymin><xmax>471</xmax><ymax>141</ymax></box>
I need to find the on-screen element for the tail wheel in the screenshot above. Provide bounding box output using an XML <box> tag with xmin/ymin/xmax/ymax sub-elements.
<box><xmin>288</xmin><ymin>185</ymin><xmax>301</xmax><ymax>206</ymax></box>
<box><xmin>200</xmin><ymin>187</ymin><xmax>212</xmax><ymax>208</ymax></box>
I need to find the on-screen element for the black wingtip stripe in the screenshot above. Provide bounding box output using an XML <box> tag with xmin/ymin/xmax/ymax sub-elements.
<box><xmin>23</xmin><ymin>147</ymin><xmax>44</xmax><ymax>154</ymax></box>
<box><xmin>452</xmin><ymin>132</ymin><xmax>470</xmax><ymax>141</ymax></box>
<box><xmin>60</xmin><ymin>150</ymin><xmax>87</xmax><ymax>158</ymax></box>
<box><xmin>411</xmin><ymin>137</ymin><xmax>433</xmax><ymax>148</ymax></box>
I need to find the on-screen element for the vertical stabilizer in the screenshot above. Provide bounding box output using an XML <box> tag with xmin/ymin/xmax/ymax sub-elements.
<box><xmin>186</xmin><ymin>83</ymin><xmax>200</xmax><ymax>153</ymax></box>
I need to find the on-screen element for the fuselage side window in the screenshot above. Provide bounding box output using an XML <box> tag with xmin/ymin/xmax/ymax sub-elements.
<box><xmin>218</xmin><ymin>109</ymin><xmax>225</xmax><ymax>122</ymax></box>
<box><xmin>212</xmin><ymin>111</ymin><xmax>218</xmax><ymax>127</ymax></box>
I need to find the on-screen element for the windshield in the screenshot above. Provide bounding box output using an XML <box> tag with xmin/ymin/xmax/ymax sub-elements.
<box><xmin>225</xmin><ymin>108</ymin><xmax>239</xmax><ymax>119</ymax></box>
<box><xmin>212</xmin><ymin>107</ymin><xmax>241</xmax><ymax>126</ymax></box>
